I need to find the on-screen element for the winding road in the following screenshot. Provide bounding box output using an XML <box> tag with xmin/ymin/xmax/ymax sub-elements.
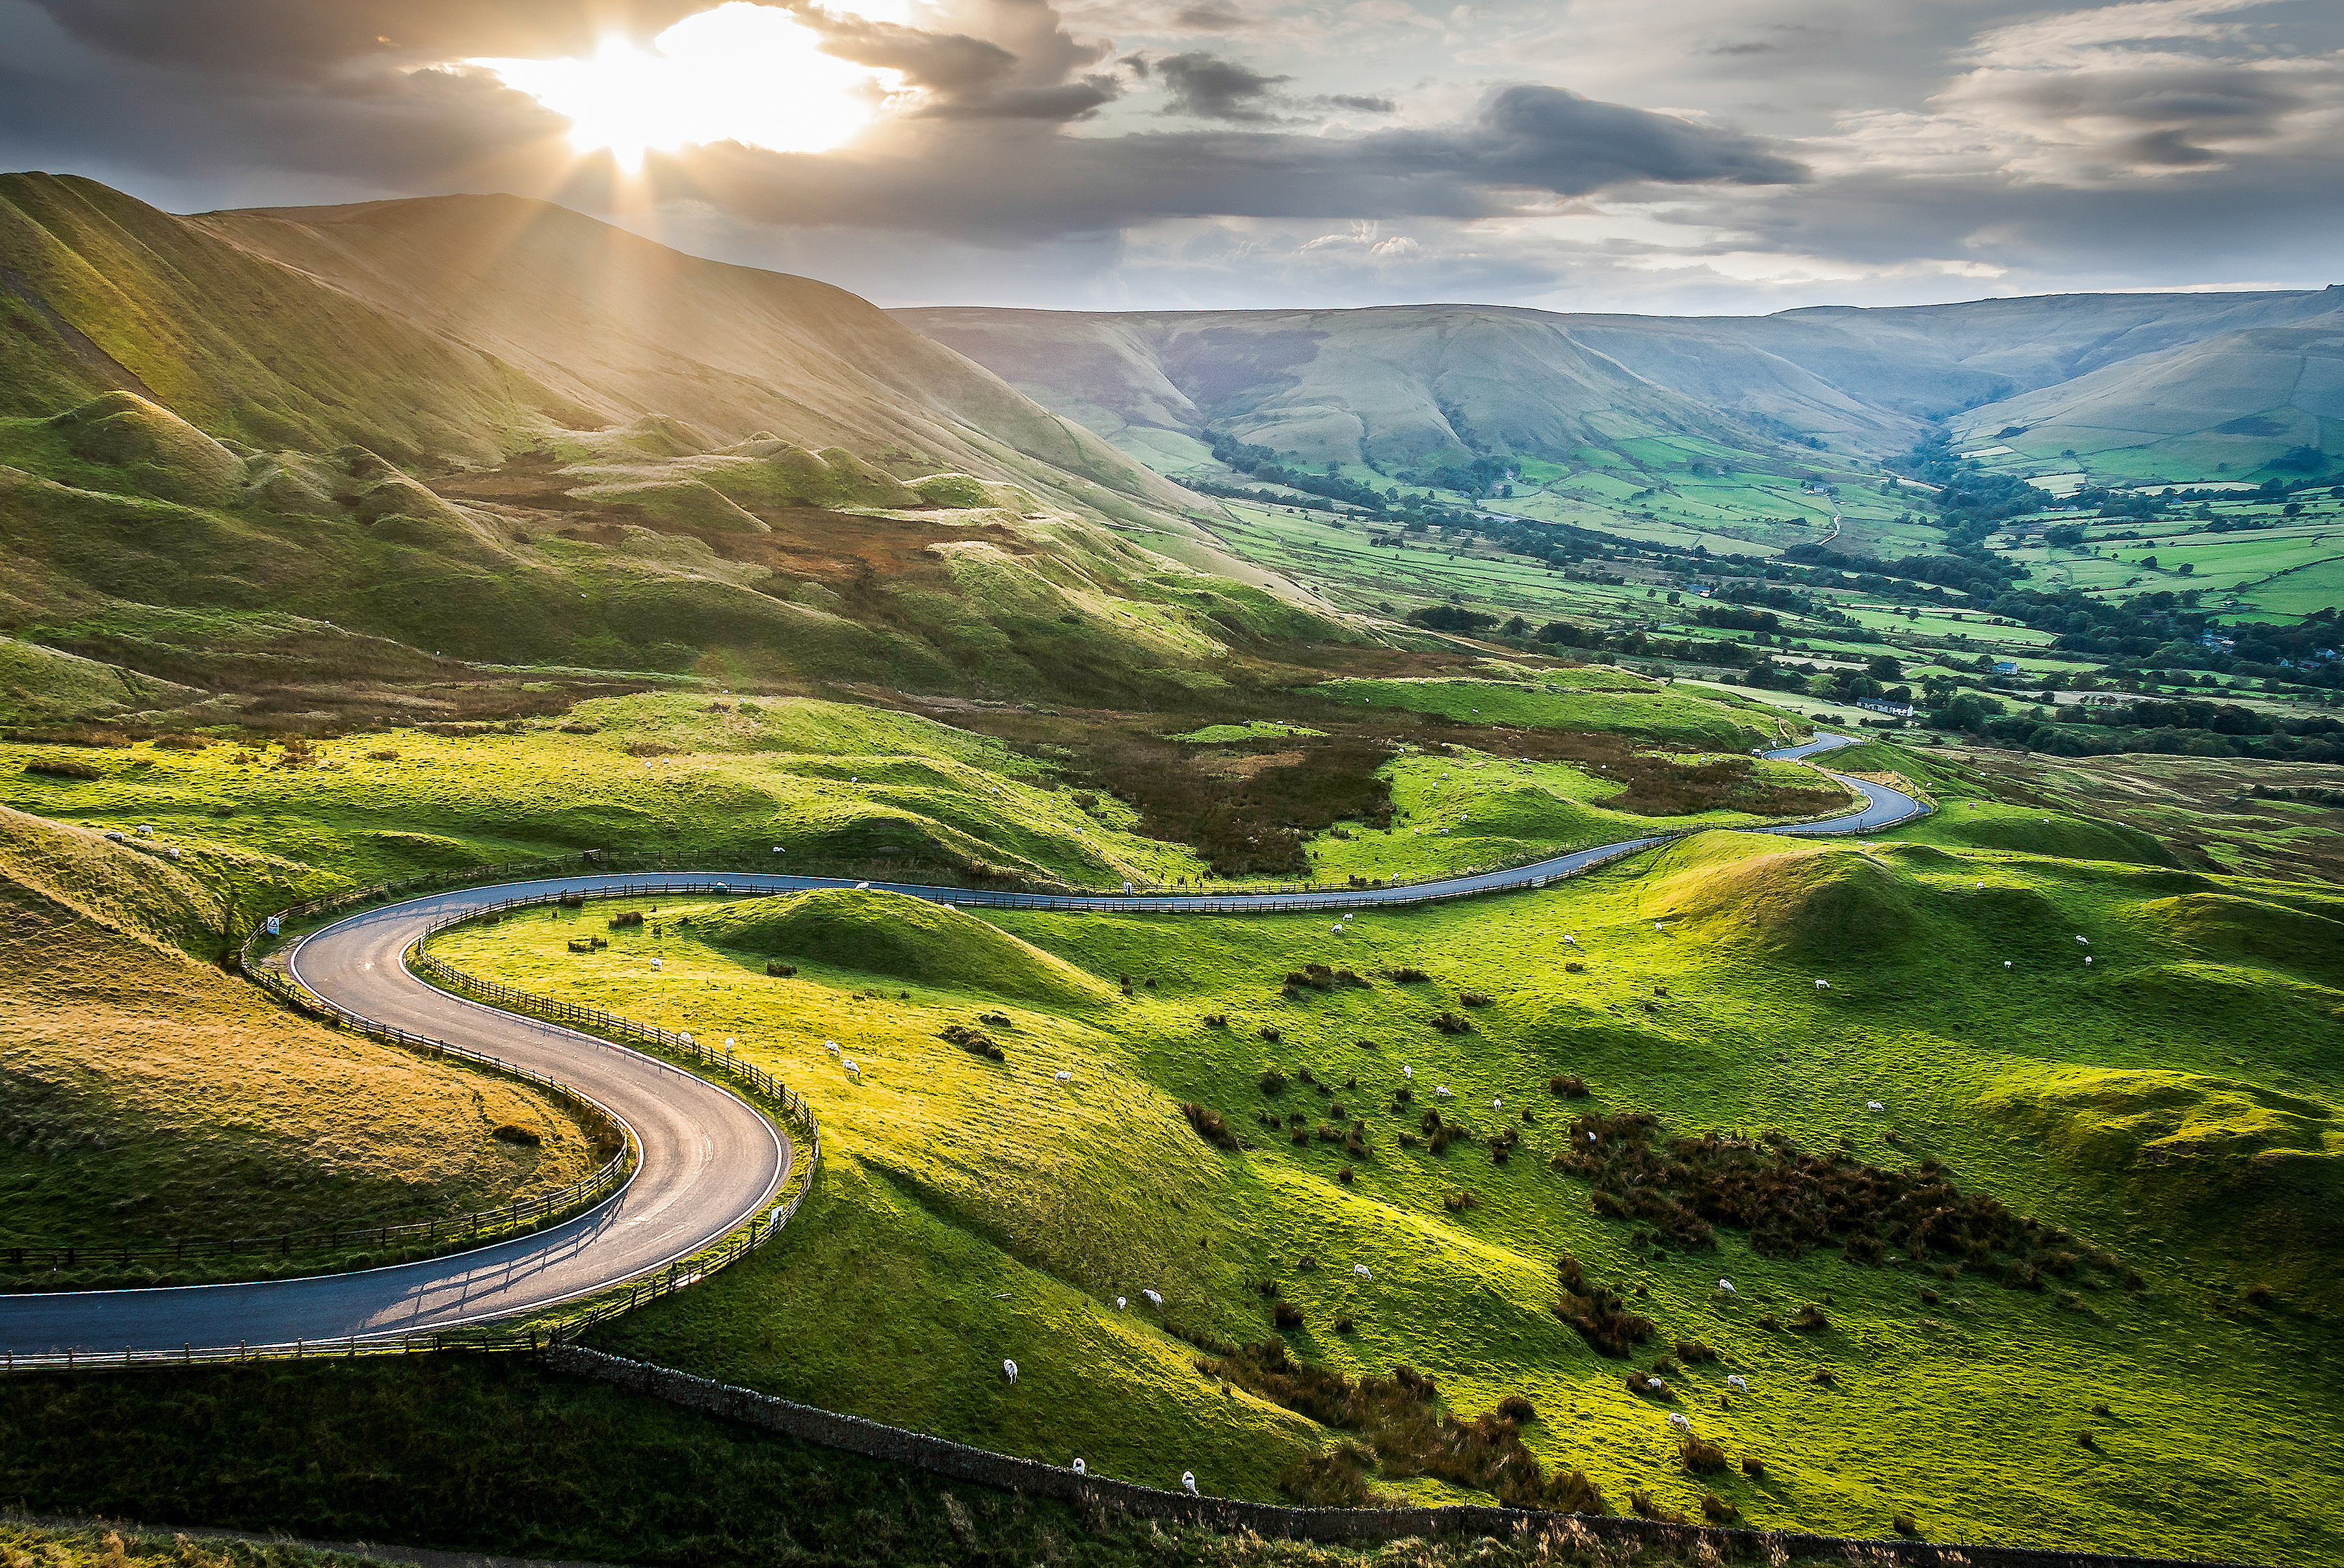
<box><xmin>0</xmin><ymin>735</ymin><xmax>1921</xmax><ymax>1357</ymax></box>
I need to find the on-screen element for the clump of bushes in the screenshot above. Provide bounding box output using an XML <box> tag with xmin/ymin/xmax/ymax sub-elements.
<box><xmin>977</xmin><ymin>1012</ymin><xmax>1012</xmax><ymax>1026</ymax></box>
<box><xmin>24</xmin><ymin>758</ymin><xmax>103</xmax><ymax>780</ymax></box>
<box><xmin>1273</xmin><ymin>1301</ymin><xmax>1305</xmax><ymax>1329</ymax></box>
<box><xmin>1553</xmin><ymin>1252</ymin><xmax>1653</xmax><ymax>1357</ymax></box>
<box><xmin>1459</xmin><ymin>992</ymin><xmax>1493</xmax><ymax>1008</ymax></box>
<box><xmin>490</xmin><ymin>1123</ymin><xmax>542</xmax><ymax>1146</ymax></box>
<box><xmin>1259</xmin><ymin>1067</ymin><xmax>1289</xmax><ymax>1093</ymax></box>
<box><xmin>1547</xmin><ymin>1108</ymin><xmax>2123</xmax><ymax>1290</ymax></box>
<box><xmin>940</xmin><ymin>1024</ymin><xmax>1005</xmax><ymax>1061</ymax></box>
<box><xmin>1791</xmin><ymin>1304</ymin><xmax>1831</xmax><ymax>1333</ymax></box>
<box><xmin>1700</xmin><ymin>1493</ymin><xmax>1738</xmax><ymax>1525</ymax></box>
<box><xmin>1382</xmin><ymin>967</ymin><xmax>1431</xmax><ymax>984</ymax></box>
<box><xmin>1441</xmin><ymin>1190</ymin><xmax>1478</xmax><ymax>1212</ymax></box>
<box><xmin>609</xmin><ymin>911</ymin><xmax>644</xmax><ymax>929</ymax></box>
<box><xmin>1258</xmin><ymin>1026</ymin><xmax>1282</xmax><ymax>1043</ymax></box>
<box><xmin>1201</xmin><ymin>1342</ymin><xmax>1605</xmax><ymax>1515</ymax></box>
<box><xmin>1674</xmin><ymin>1340</ymin><xmax>1717</xmax><ymax>1363</ymax></box>
<box><xmin>1202</xmin><ymin>1013</ymin><xmax>1229</xmax><ymax>1028</ymax></box>
<box><xmin>1546</xmin><ymin>1075</ymin><xmax>1587</xmax><ymax>1101</ymax></box>
<box><xmin>1430</xmin><ymin>1011</ymin><xmax>1471</xmax><ymax>1034</ymax></box>
<box><xmin>1679</xmin><ymin>1433</ymin><xmax>1728</xmax><ymax>1475</ymax></box>
<box><xmin>1893</xmin><ymin>1514</ymin><xmax>1921</xmax><ymax>1537</ymax></box>
<box><xmin>765</xmin><ymin>961</ymin><xmax>797</xmax><ymax>976</ymax></box>
<box><xmin>1183</xmin><ymin>1103</ymin><xmax>1240</xmax><ymax>1150</ymax></box>
<box><xmin>557</xmin><ymin>893</ymin><xmax>585</xmax><ymax>909</ymax></box>
<box><xmin>1564</xmin><ymin>960</ymin><xmax>1586</xmax><ymax>973</ymax></box>
<box><xmin>1283</xmin><ymin>963</ymin><xmax>1371</xmax><ymax>993</ymax></box>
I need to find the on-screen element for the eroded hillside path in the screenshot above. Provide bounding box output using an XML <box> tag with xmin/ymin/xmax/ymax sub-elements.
<box><xmin>0</xmin><ymin>735</ymin><xmax>1917</xmax><ymax>1354</ymax></box>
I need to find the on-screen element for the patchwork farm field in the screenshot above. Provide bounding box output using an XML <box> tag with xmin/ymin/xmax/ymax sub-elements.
<box><xmin>419</xmin><ymin>804</ymin><xmax>2344</xmax><ymax>1563</ymax></box>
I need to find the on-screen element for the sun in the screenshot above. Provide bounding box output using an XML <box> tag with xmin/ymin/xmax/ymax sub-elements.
<box><xmin>473</xmin><ymin>1</ymin><xmax>907</xmax><ymax>170</ymax></box>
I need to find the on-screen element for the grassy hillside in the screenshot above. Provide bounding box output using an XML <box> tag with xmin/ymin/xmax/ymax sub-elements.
<box><xmin>426</xmin><ymin>813</ymin><xmax>2344</xmax><ymax>1563</ymax></box>
<box><xmin>0</xmin><ymin>1359</ymin><xmax>1789</xmax><ymax>1568</ymax></box>
<box><xmin>0</xmin><ymin>809</ymin><xmax>600</xmax><ymax>1266</ymax></box>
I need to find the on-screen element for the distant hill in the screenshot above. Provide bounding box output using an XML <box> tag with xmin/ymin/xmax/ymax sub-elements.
<box><xmin>0</xmin><ymin>174</ymin><xmax>1360</xmax><ymax>720</ymax></box>
<box><xmin>897</xmin><ymin>288</ymin><xmax>2344</xmax><ymax>482</ymax></box>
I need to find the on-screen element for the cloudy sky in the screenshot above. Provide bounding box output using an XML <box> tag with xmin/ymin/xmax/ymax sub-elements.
<box><xmin>3</xmin><ymin>0</ymin><xmax>2338</xmax><ymax>313</ymax></box>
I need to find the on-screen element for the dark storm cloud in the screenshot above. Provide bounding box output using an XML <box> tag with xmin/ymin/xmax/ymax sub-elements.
<box><xmin>665</xmin><ymin>83</ymin><xmax>1804</xmax><ymax>239</ymax></box>
<box><xmin>1153</xmin><ymin>51</ymin><xmax>1291</xmax><ymax>120</ymax></box>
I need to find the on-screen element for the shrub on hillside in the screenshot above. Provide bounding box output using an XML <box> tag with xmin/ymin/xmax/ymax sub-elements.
<box><xmin>1183</xmin><ymin>1103</ymin><xmax>1240</xmax><ymax>1151</ymax></box>
<box><xmin>1198</xmin><ymin>1340</ymin><xmax>1606</xmax><ymax>1514</ymax></box>
<box><xmin>1459</xmin><ymin>992</ymin><xmax>1493</xmax><ymax>1008</ymax></box>
<box><xmin>765</xmin><ymin>961</ymin><xmax>797</xmax><ymax>976</ymax></box>
<box><xmin>1258</xmin><ymin>1067</ymin><xmax>1289</xmax><ymax>1093</ymax></box>
<box><xmin>1274</xmin><ymin>1300</ymin><xmax>1305</xmax><ymax>1329</ymax></box>
<box><xmin>1549</xmin><ymin>1075</ymin><xmax>1588</xmax><ymax>1097</ymax></box>
<box><xmin>1553</xmin><ymin>1253</ymin><xmax>1653</xmax><ymax>1357</ymax></box>
<box><xmin>609</xmin><ymin>911</ymin><xmax>644</xmax><ymax>929</ymax></box>
<box><xmin>940</xmin><ymin>1024</ymin><xmax>1005</xmax><ymax>1061</ymax></box>
<box><xmin>1382</xmin><ymin>967</ymin><xmax>1431</xmax><ymax>983</ymax></box>
<box><xmin>1680</xmin><ymin>1436</ymin><xmax>1729</xmax><ymax>1475</ymax></box>
<box><xmin>1430</xmin><ymin>1012</ymin><xmax>1470</xmax><ymax>1034</ymax></box>
<box><xmin>153</xmin><ymin>734</ymin><xmax>210</xmax><ymax>751</ymax></box>
<box><xmin>23</xmin><ymin>758</ymin><xmax>103</xmax><ymax>780</ymax></box>
<box><xmin>1701</xmin><ymin>1493</ymin><xmax>1739</xmax><ymax>1524</ymax></box>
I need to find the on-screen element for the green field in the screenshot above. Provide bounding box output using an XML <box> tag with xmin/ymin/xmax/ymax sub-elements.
<box><xmin>417</xmin><ymin>790</ymin><xmax>2344</xmax><ymax>1563</ymax></box>
<box><xmin>1314</xmin><ymin>677</ymin><xmax>1785</xmax><ymax>750</ymax></box>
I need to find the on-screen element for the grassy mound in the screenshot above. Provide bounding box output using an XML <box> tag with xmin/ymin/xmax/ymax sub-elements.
<box><xmin>693</xmin><ymin>887</ymin><xmax>1113</xmax><ymax>1006</ymax></box>
<box><xmin>49</xmin><ymin>390</ymin><xmax>242</xmax><ymax>505</ymax></box>
<box><xmin>1976</xmin><ymin>1066</ymin><xmax>2342</xmax><ymax>1292</ymax></box>
<box><xmin>1644</xmin><ymin>835</ymin><xmax>1928</xmax><ymax>957</ymax></box>
<box><xmin>2129</xmin><ymin>891</ymin><xmax>2344</xmax><ymax>984</ymax></box>
<box><xmin>1886</xmin><ymin>800</ymin><xmax>2177</xmax><ymax>867</ymax></box>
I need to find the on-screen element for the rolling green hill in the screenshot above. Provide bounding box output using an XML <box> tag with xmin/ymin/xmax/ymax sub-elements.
<box><xmin>419</xmin><ymin>783</ymin><xmax>2344</xmax><ymax>1561</ymax></box>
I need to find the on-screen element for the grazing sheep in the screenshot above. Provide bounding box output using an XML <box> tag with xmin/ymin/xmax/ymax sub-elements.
<box><xmin>1404</xmin><ymin>1065</ymin><xmax>1414</xmax><ymax>1080</ymax></box>
<box><xmin>1646</xmin><ymin>1377</ymin><xmax>1666</xmax><ymax>1392</ymax></box>
<box><xmin>1653</xmin><ymin>922</ymin><xmax>1663</xmax><ymax>932</ymax></box>
<box><xmin>825</xmin><ymin>1040</ymin><xmax>841</xmax><ymax>1055</ymax></box>
<box><xmin>1055</xmin><ymin>1070</ymin><xmax>1073</xmax><ymax>1082</ymax></box>
<box><xmin>1072</xmin><ymin>1458</ymin><xmax>1086</xmax><ymax>1475</ymax></box>
<box><xmin>650</xmin><ymin>958</ymin><xmax>663</xmax><ymax>971</ymax></box>
<box><xmin>1867</xmin><ymin>1100</ymin><xmax>1885</xmax><ymax>1112</ymax></box>
<box><xmin>2005</xmin><ymin>961</ymin><xmax>2014</xmax><ymax>969</ymax></box>
<box><xmin>1181</xmin><ymin>1473</ymin><xmax>1199</xmax><ymax>1497</ymax></box>
<box><xmin>1332</xmin><ymin>924</ymin><xmax>1343</xmax><ymax>934</ymax></box>
<box><xmin>1727</xmin><ymin>1376</ymin><xmax>1750</xmax><ymax>1392</ymax></box>
<box><xmin>1116</xmin><ymin>1297</ymin><xmax>1127</xmax><ymax>1309</ymax></box>
<box><xmin>856</xmin><ymin>880</ymin><xmax>870</xmax><ymax>890</ymax></box>
<box><xmin>2085</xmin><ymin>956</ymin><xmax>2093</xmax><ymax>965</ymax></box>
<box><xmin>724</xmin><ymin>1037</ymin><xmax>736</xmax><ymax>1050</ymax></box>
<box><xmin>1003</xmin><ymin>1360</ymin><xmax>1018</xmax><ymax>1384</ymax></box>
<box><xmin>1814</xmin><ymin>980</ymin><xmax>1831</xmax><ymax>990</ymax></box>
<box><xmin>1976</xmin><ymin>882</ymin><xmax>1984</xmax><ymax>889</ymax></box>
<box><xmin>1436</xmin><ymin>1086</ymin><xmax>1453</xmax><ymax>1099</ymax></box>
<box><xmin>843</xmin><ymin>1059</ymin><xmax>862</xmax><ymax>1077</ymax></box>
<box><xmin>2076</xmin><ymin>935</ymin><xmax>2090</xmax><ymax>945</ymax></box>
<box><xmin>1354</xmin><ymin>1264</ymin><xmax>1373</xmax><ymax>1281</ymax></box>
<box><xmin>1143</xmin><ymin>1289</ymin><xmax>1163</xmax><ymax>1307</ymax></box>
<box><xmin>1493</xmin><ymin>1098</ymin><xmax>1503</xmax><ymax>1110</ymax></box>
<box><xmin>679</xmin><ymin>1032</ymin><xmax>694</xmax><ymax>1046</ymax></box>
<box><xmin>1668</xmin><ymin>1413</ymin><xmax>1691</xmax><ymax>1431</ymax></box>
<box><xmin>1717</xmin><ymin>1279</ymin><xmax>1737</xmax><ymax>1296</ymax></box>
<box><xmin>1564</xmin><ymin>935</ymin><xmax>1577</xmax><ymax>945</ymax></box>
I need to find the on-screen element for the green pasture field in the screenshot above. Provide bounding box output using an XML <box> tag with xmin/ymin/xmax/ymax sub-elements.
<box><xmin>1302</xmin><ymin>748</ymin><xmax>1854</xmax><ymax>883</ymax></box>
<box><xmin>427</xmin><ymin>805</ymin><xmax>2344</xmax><ymax>1563</ymax></box>
<box><xmin>0</xmin><ymin>692</ymin><xmax>1212</xmax><ymax>892</ymax></box>
<box><xmin>1311</xmin><ymin>678</ymin><xmax>1788</xmax><ymax>750</ymax></box>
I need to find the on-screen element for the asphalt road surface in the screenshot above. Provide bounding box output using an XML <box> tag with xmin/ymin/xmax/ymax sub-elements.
<box><xmin>0</xmin><ymin>734</ymin><xmax>1920</xmax><ymax>1354</ymax></box>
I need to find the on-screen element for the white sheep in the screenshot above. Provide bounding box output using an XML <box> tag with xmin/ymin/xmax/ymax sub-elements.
<box><xmin>1403</xmin><ymin>1065</ymin><xmax>1414</xmax><ymax>1080</ymax></box>
<box><xmin>1727</xmin><ymin>1375</ymin><xmax>1749</xmax><ymax>1393</ymax></box>
<box><xmin>855</xmin><ymin>880</ymin><xmax>870</xmax><ymax>889</ymax></box>
<box><xmin>1332</xmin><ymin>924</ymin><xmax>1343</xmax><ymax>934</ymax></box>
<box><xmin>1976</xmin><ymin>882</ymin><xmax>1984</xmax><ymax>889</ymax></box>
<box><xmin>2085</xmin><ymin>956</ymin><xmax>2093</xmax><ymax>965</ymax></box>
<box><xmin>2076</xmin><ymin>935</ymin><xmax>2090</xmax><ymax>945</ymax></box>
<box><xmin>679</xmin><ymin>1032</ymin><xmax>694</xmax><ymax>1046</ymax></box>
<box><xmin>1003</xmin><ymin>1359</ymin><xmax>1018</xmax><ymax>1384</ymax></box>
<box><xmin>1646</xmin><ymin>1377</ymin><xmax>1666</xmax><ymax>1392</ymax></box>
<box><xmin>1564</xmin><ymin>935</ymin><xmax>1577</xmax><ymax>945</ymax></box>
<box><xmin>1867</xmin><ymin>1100</ymin><xmax>1885</xmax><ymax>1112</ymax></box>
<box><xmin>825</xmin><ymin>1040</ymin><xmax>841</xmax><ymax>1055</ymax></box>
<box><xmin>1653</xmin><ymin>922</ymin><xmax>1663</xmax><ymax>932</ymax></box>
<box><xmin>1072</xmin><ymin>1457</ymin><xmax>1086</xmax><ymax>1475</ymax></box>
<box><xmin>1436</xmin><ymin>1086</ymin><xmax>1453</xmax><ymax>1099</ymax></box>
<box><xmin>1814</xmin><ymin>980</ymin><xmax>1831</xmax><ymax>990</ymax></box>
<box><xmin>1354</xmin><ymin>1264</ymin><xmax>1372</xmax><ymax>1281</ymax></box>
<box><xmin>1668</xmin><ymin>1413</ymin><xmax>1691</xmax><ymax>1431</ymax></box>
<box><xmin>1717</xmin><ymin>1279</ymin><xmax>1736</xmax><ymax>1296</ymax></box>
<box><xmin>1493</xmin><ymin>1098</ymin><xmax>1503</xmax><ymax>1110</ymax></box>
<box><xmin>2004</xmin><ymin>960</ymin><xmax>2014</xmax><ymax>969</ymax></box>
<box><xmin>843</xmin><ymin>1058</ymin><xmax>862</xmax><ymax>1077</ymax></box>
<box><xmin>1116</xmin><ymin>1297</ymin><xmax>1127</xmax><ymax>1309</ymax></box>
<box><xmin>1181</xmin><ymin>1472</ymin><xmax>1199</xmax><ymax>1497</ymax></box>
<box><xmin>1055</xmin><ymin>1070</ymin><xmax>1073</xmax><ymax>1083</ymax></box>
<box><xmin>650</xmin><ymin>958</ymin><xmax>663</xmax><ymax>971</ymax></box>
<box><xmin>1143</xmin><ymin>1289</ymin><xmax>1163</xmax><ymax>1307</ymax></box>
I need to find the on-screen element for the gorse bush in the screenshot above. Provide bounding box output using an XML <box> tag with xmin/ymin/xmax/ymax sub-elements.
<box><xmin>1431</xmin><ymin>1012</ymin><xmax>1471</xmax><ymax>1034</ymax></box>
<box><xmin>1554</xmin><ymin>1252</ymin><xmax>1654</xmax><ymax>1357</ymax></box>
<box><xmin>765</xmin><ymin>961</ymin><xmax>797</xmax><ymax>976</ymax></box>
<box><xmin>939</xmin><ymin>1024</ymin><xmax>1005</xmax><ymax>1061</ymax></box>
<box><xmin>1199</xmin><ymin>1341</ymin><xmax>1606</xmax><ymax>1515</ymax></box>
<box><xmin>1182</xmin><ymin>1103</ymin><xmax>1240</xmax><ymax>1151</ymax></box>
